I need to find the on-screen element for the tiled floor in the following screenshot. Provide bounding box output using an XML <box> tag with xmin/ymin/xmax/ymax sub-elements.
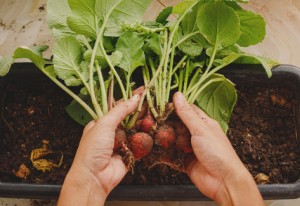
<box><xmin>0</xmin><ymin>0</ymin><xmax>300</xmax><ymax>205</ymax></box>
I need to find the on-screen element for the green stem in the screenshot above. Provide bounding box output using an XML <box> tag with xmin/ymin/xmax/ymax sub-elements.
<box><xmin>161</xmin><ymin>30</ymin><xmax>169</xmax><ymax>116</ymax></box>
<box><xmin>172</xmin><ymin>55</ymin><xmax>188</xmax><ymax>75</ymax></box>
<box><xmin>143</xmin><ymin>67</ymin><xmax>159</xmax><ymax>118</ymax></box>
<box><xmin>149</xmin><ymin>59</ymin><xmax>159</xmax><ymax>107</ymax></box>
<box><xmin>178</xmin><ymin>69</ymin><xmax>184</xmax><ymax>93</ymax></box>
<box><xmin>187</xmin><ymin>68</ymin><xmax>202</xmax><ymax>93</ymax></box>
<box><xmin>159</xmin><ymin>0</ymin><xmax>199</xmax><ymax>116</ymax></box>
<box><xmin>183</xmin><ymin>59</ymin><xmax>190</xmax><ymax>94</ymax></box>
<box><xmin>188</xmin><ymin>78</ymin><xmax>224</xmax><ymax>103</ymax></box>
<box><xmin>204</xmin><ymin>40</ymin><xmax>218</xmax><ymax>76</ymax></box>
<box><xmin>174</xmin><ymin>31</ymin><xmax>200</xmax><ymax>49</ymax></box>
<box><xmin>139</xmin><ymin>30</ymin><xmax>168</xmax><ymax>117</ymax></box>
<box><xmin>95</xmin><ymin>61</ymin><xmax>108</xmax><ymax>114</ymax></box>
<box><xmin>166</xmin><ymin>44</ymin><xmax>176</xmax><ymax>102</ymax></box>
<box><xmin>98</xmin><ymin>1</ymin><xmax>127</xmax><ymax>101</ymax></box>
<box><xmin>42</xmin><ymin>70</ymin><xmax>98</xmax><ymax>120</ymax></box>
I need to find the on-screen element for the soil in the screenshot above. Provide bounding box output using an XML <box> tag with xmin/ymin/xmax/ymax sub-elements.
<box><xmin>0</xmin><ymin>79</ymin><xmax>299</xmax><ymax>185</ymax></box>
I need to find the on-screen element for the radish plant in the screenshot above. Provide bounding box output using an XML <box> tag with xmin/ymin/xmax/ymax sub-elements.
<box><xmin>0</xmin><ymin>0</ymin><xmax>278</xmax><ymax>170</ymax></box>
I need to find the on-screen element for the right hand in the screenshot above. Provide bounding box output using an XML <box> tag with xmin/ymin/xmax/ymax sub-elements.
<box><xmin>173</xmin><ymin>92</ymin><xmax>265</xmax><ymax>206</ymax></box>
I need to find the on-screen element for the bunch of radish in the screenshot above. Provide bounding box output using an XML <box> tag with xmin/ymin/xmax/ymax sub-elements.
<box><xmin>2</xmin><ymin>0</ymin><xmax>275</xmax><ymax>172</ymax></box>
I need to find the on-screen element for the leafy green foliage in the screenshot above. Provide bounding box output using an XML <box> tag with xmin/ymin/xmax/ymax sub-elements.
<box><xmin>116</xmin><ymin>32</ymin><xmax>145</xmax><ymax>75</ymax></box>
<box><xmin>197</xmin><ymin>2</ymin><xmax>241</xmax><ymax>47</ymax></box>
<box><xmin>1</xmin><ymin>0</ymin><xmax>278</xmax><ymax>130</ymax></box>
<box><xmin>0</xmin><ymin>56</ymin><xmax>14</xmax><ymax>76</ymax></box>
<box><xmin>53</xmin><ymin>36</ymin><xmax>87</xmax><ymax>86</ymax></box>
<box><xmin>196</xmin><ymin>74</ymin><xmax>237</xmax><ymax>132</ymax></box>
<box><xmin>65</xmin><ymin>96</ymin><xmax>93</xmax><ymax>126</ymax></box>
<box><xmin>236</xmin><ymin>10</ymin><xmax>266</xmax><ymax>47</ymax></box>
<box><xmin>156</xmin><ymin>7</ymin><xmax>173</xmax><ymax>24</ymax></box>
<box><xmin>13</xmin><ymin>46</ymin><xmax>46</xmax><ymax>70</ymax></box>
<box><xmin>104</xmin><ymin>0</ymin><xmax>152</xmax><ymax>36</ymax></box>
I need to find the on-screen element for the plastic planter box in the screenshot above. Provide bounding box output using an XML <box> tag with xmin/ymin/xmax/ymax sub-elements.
<box><xmin>0</xmin><ymin>63</ymin><xmax>300</xmax><ymax>200</ymax></box>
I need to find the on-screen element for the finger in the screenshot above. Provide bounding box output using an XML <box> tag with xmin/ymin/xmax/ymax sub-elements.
<box><xmin>115</xmin><ymin>86</ymin><xmax>144</xmax><ymax>105</ymax></box>
<box><xmin>191</xmin><ymin>104</ymin><xmax>222</xmax><ymax>128</ymax></box>
<box><xmin>132</xmin><ymin>86</ymin><xmax>145</xmax><ymax>96</ymax></box>
<box><xmin>191</xmin><ymin>105</ymin><xmax>210</xmax><ymax>119</ymax></box>
<box><xmin>82</xmin><ymin>120</ymin><xmax>96</xmax><ymax>135</ymax></box>
<box><xmin>173</xmin><ymin>92</ymin><xmax>206</xmax><ymax>135</ymax></box>
<box><xmin>109</xmin><ymin>154</ymin><xmax>128</xmax><ymax>188</ymax></box>
<box><xmin>97</xmin><ymin>94</ymin><xmax>140</xmax><ymax>129</ymax></box>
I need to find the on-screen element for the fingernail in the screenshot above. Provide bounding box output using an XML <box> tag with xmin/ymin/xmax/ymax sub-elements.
<box><xmin>132</xmin><ymin>94</ymin><xmax>140</xmax><ymax>101</ymax></box>
<box><xmin>174</xmin><ymin>92</ymin><xmax>186</xmax><ymax>104</ymax></box>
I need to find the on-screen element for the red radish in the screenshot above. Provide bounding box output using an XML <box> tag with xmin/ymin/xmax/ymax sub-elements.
<box><xmin>168</xmin><ymin>120</ymin><xmax>189</xmax><ymax>136</ymax></box>
<box><xmin>175</xmin><ymin>134</ymin><xmax>193</xmax><ymax>153</ymax></box>
<box><xmin>113</xmin><ymin>129</ymin><xmax>127</xmax><ymax>152</ymax></box>
<box><xmin>154</xmin><ymin>125</ymin><xmax>176</xmax><ymax>149</ymax></box>
<box><xmin>140</xmin><ymin>113</ymin><xmax>155</xmax><ymax>133</ymax></box>
<box><xmin>129</xmin><ymin>132</ymin><xmax>153</xmax><ymax>160</ymax></box>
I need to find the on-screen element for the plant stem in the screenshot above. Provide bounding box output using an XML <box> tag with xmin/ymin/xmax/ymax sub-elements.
<box><xmin>183</xmin><ymin>59</ymin><xmax>190</xmax><ymax>94</ymax></box>
<box><xmin>159</xmin><ymin>0</ymin><xmax>199</xmax><ymax>116</ymax></box>
<box><xmin>204</xmin><ymin>40</ymin><xmax>218</xmax><ymax>76</ymax></box>
<box><xmin>98</xmin><ymin>1</ymin><xmax>127</xmax><ymax>101</ymax></box>
<box><xmin>172</xmin><ymin>55</ymin><xmax>188</xmax><ymax>75</ymax></box>
<box><xmin>95</xmin><ymin>61</ymin><xmax>108</xmax><ymax>114</ymax></box>
<box><xmin>188</xmin><ymin>77</ymin><xmax>224</xmax><ymax>103</ymax></box>
<box><xmin>174</xmin><ymin>31</ymin><xmax>200</xmax><ymax>49</ymax></box>
<box><xmin>166</xmin><ymin>44</ymin><xmax>175</xmax><ymax>102</ymax></box>
<box><xmin>42</xmin><ymin>69</ymin><xmax>98</xmax><ymax>120</ymax></box>
<box><xmin>143</xmin><ymin>67</ymin><xmax>159</xmax><ymax>118</ymax></box>
<box><xmin>139</xmin><ymin>30</ymin><xmax>168</xmax><ymax>114</ymax></box>
<box><xmin>187</xmin><ymin>68</ymin><xmax>202</xmax><ymax>93</ymax></box>
<box><xmin>149</xmin><ymin>59</ymin><xmax>159</xmax><ymax>107</ymax></box>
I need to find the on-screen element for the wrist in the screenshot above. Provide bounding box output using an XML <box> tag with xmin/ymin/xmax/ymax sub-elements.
<box><xmin>58</xmin><ymin>164</ymin><xmax>107</xmax><ymax>206</ymax></box>
<box><xmin>215</xmin><ymin>168</ymin><xmax>265</xmax><ymax>206</ymax></box>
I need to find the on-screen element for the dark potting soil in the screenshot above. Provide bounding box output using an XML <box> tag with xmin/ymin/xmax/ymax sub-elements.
<box><xmin>0</xmin><ymin>81</ymin><xmax>299</xmax><ymax>185</ymax></box>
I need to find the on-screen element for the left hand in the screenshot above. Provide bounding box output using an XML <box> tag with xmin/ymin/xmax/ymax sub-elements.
<box><xmin>58</xmin><ymin>94</ymin><xmax>140</xmax><ymax>206</ymax></box>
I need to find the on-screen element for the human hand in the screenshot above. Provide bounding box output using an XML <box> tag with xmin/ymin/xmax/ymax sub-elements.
<box><xmin>173</xmin><ymin>92</ymin><xmax>265</xmax><ymax>206</ymax></box>
<box><xmin>58</xmin><ymin>94</ymin><xmax>140</xmax><ymax>206</ymax></box>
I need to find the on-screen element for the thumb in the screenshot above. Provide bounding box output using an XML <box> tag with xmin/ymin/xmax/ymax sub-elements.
<box><xmin>173</xmin><ymin>92</ymin><xmax>205</xmax><ymax>136</ymax></box>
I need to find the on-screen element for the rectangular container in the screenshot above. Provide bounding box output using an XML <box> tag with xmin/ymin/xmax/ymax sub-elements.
<box><xmin>0</xmin><ymin>63</ymin><xmax>299</xmax><ymax>200</ymax></box>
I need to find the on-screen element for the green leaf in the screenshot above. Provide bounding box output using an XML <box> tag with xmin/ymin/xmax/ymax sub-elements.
<box><xmin>196</xmin><ymin>74</ymin><xmax>237</xmax><ymax>132</ymax></box>
<box><xmin>47</xmin><ymin>0</ymin><xmax>72</xmax><ymax>32</ymax></box>
<box><xmin>67</xmin><ymin>0</ymin><xmax>98</xmax><ymax>38</ymax></box>
<box><xmin>116</xmin><ymin>32</ymin><xmax>145</xmax><ymax>74</ymax></box>
<box><xmin>236</xmin><ymin>54</ymin><xmax>279</xmax><ymax>77</ymax></box>
<box><xmin>145</xmin><ymin>33</ymin><xmax>162</xmax><ymax>56</ymax></box>
<box><xmin>65</xmin><ymin>95</ymin><xmax>93</xmax><ymax>126</ymax></box>
<box><xmin>44</xmin><ymin>65</ymin><xmax>57</xmax><ymax>78</ymax></box>
<box><xmin>225</xmin><ymin>1</ymin><xmax>243</xmax><ymax>10</ymax></box>
<box><xmin>84</xmin><ymin>49</ymin><xmax>123</xmax><ymax>68</ymax></box>
<box><xmin>109</xmin><ymin>50</ymin><xmax>123</xmax><ymax>66</ymax></box>
<box><xmin>236</xmin><ymin>10</ymin><xmax>266</xmax><ymax>47</ymax></box>
<box><xmin>181</xmin><ymin>2</ymin><xmax>201</xmax><ymax>34</ymax></box>
<box><xmin>13</xmin><ymin>46</ymin><xmax>46</xmax><ymax>70</ymax></box>
<box><xmin>104</xmin><ymin>0</ymin><xmax>152</xmax><ymax>36</ymax></box>
<box><xmin>53</xmin><ymin>36</ymin><xmax>87</xmax><ymax>86</ymax></box>
<box><xmin>156</xmin><ymin>7</ymin><xmax>173</xmax><ymax>24</ymax></box>
<box><xmin>197</xmin><ymin>2</ymin><xmax>241</xmax><ymax>47</ymax></box>
<box><xmin>0</xmin><ymin>56</ymin><xmax>14</xmax><ymax>77</ymax></box>
<box><xmin>173</xmin><ymin>0</ymin><xmax>198</xmax><ymax>15</ymax></box>
<box><xmin>30</xmin><ymin>45</ymin><xmax>49</xmax><ymax>55</ymax></box>
<box><xmin>178</xmin><ymin>35</ymin><xmax>203</xmax><ymax>57</ymax></box>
